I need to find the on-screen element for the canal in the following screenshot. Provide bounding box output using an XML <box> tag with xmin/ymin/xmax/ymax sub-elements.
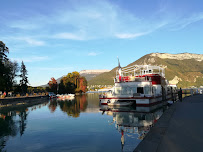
<box><xmin>0</xmin><ymin>93</ymin><xmax>168</xmax><ymax>152</ymax></box>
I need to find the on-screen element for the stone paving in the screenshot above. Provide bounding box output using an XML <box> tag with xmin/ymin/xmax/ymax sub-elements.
<box><xmin>134</xmin><ymin>94</ymin><xmax>203</xmax><ymax>152</ymax></box>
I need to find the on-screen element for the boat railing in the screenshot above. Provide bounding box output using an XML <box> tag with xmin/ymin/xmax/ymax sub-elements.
<box><xmin>116</xmin><ymin>65</ymin><xmax>165</xmax><ymax>78</ymax></box>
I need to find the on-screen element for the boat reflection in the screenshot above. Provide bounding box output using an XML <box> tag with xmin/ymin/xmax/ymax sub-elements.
<box><xmin>100</xmin><ymin>105</ymin><xmax>167</xmax><ymax>150</ymax></box>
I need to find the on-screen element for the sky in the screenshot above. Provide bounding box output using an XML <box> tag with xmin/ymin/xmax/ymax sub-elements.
<box><xmin>1</xmin><ymin>0</ymin><xmax>203</xmax><ymax>86</ymax></box>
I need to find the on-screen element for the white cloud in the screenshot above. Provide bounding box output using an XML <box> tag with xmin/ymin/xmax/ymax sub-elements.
<box><xmin>9</xmin><ymin>23</ymin><xmax>40</xmax><ymax>30</ymax></box>
<box><xmin>115</xmin><ymin>32</ymin><xmax>148</xmax><ymax>39</ymax></box>
<box><xmin>54</xmin><ymin>33</ymin><xmax>84</xmax><ymax>40</ymax></box>
<box><xmin>2</xmin><ymin>0</ymin><xmax>170</xmax><ymax>41</ymax></box>
<box><xmin>11</xmin><ymin>56</ymin><xmax>49</xmax><ymax>63</ymax></box>
<box><xmin>23</xmin><ymin>37</ymin><xmax>45</xmax><ymax>46</ymax></box>
<box><xmin>88</xmin><ymin>52</ymin><xmax>102</xmax><ymax>56</ymax></box>
<box><xmin>5</xmin><ymin>36</ymin><xmax>45</xmax><ymax>46</ymax></box>
<box><xmin>170</xmin><ymin>12</ymin><xmax>203</xmax><ymax>31</ymax></box>
<box><xmin>2</xmin><ymin>0</ymin><xmax>203</xmax><ymax>44</ymax></box>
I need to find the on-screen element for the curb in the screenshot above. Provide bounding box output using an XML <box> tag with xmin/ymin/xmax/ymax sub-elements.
<box><xmin>134</xmin><ymin>102</ymin><xmax>177</xmax><ymax>152</ymax></box>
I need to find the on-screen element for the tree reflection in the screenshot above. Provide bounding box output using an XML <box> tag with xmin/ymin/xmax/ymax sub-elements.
<box><xmin>19</xmin><ymin>111</ymin><xmax>28</xmax><ymax>136</ymax></box>
<box><xmin>0</xmin><ymin>101</ymin><xmax>48</xmax><ymax>151</ymax></box>
<box><xmin>58</xmin><ymin>94</ymin><xmax>88</xmax><ymax>118</ymax></box>
<box><xmin>48</xmin><ymin>99</ymin><xmax>58</xmax><ymax>113</ymax></box>
<box><xmin>0</xmin><ymin>108</ymin><xmax>28</xmax><ymax>151</ymax></box>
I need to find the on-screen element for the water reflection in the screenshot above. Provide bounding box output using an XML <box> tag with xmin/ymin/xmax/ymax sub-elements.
<box><xmin>100</xmin><ymin>105</ymin><xmax>167</xmax><ymax>150</ymax></box>
<box><xmin>0</xmin><ymin>101</ymin><xmax>48</xmax><ymax>152</ymax></box>
<box><xmin>48</xmin><ymin>94</ymin><xmax>88</xmax><ymax>117</ymax></box>
<box><xmin>0</xmin><ymin>94</ymin><xmax>168</xmax><ymax>152</ymax></box>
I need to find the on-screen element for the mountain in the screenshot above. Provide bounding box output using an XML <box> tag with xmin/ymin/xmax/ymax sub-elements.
<box><xmin>88</xmin><ymin>53</ymin><xmax>203</xmax><ymax>88</ymax></box>
<box><xmin>80</xmin><ymin>69</ymin><xmax>110</xmax><ymax>81</ymax></box>
<box><xmin>39</xmin><ymin>69</ymin><xmax>110</xmax><ymax>87</ymax></box>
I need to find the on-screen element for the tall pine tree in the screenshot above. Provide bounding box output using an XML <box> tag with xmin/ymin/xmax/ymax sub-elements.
<box><xmin>20</xmin><ymin>61</ymin><xmax>28</xmax><ymax>94</ymax></box>
<box><xmin>0</xmin><ymin>41</ymin><xmax>9</xmax><ymax>91</ymax></box>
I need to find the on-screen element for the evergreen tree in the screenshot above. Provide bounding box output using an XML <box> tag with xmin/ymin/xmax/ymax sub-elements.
<box><xmin>0</xmin><ymin>41</ymin><xmax>9</xmax><ymax>91</ymax></box>
<box><xmin>20</xmin><ymin>61</ymin><xmax>28</xmax><ymax>94</ymax></box>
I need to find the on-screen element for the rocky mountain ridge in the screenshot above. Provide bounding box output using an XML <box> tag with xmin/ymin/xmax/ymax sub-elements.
<box><xmin>150</xmin><ymin>53</ymin><xmax>203</xmax><ymax>62</ymax></box>
<box><xmin>88</xmin><ymin>53</ymin><xmax>203</xmax><ymax>88</ymax></box>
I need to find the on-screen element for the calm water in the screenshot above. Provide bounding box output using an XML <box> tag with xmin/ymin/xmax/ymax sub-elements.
<box><xmin>0</xmin><ymin>94</ymin><xmax>167</xmax><ymax>152</ymax></box>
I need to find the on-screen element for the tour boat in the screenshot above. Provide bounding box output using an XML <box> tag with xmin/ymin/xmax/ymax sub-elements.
<box><xmin>99</xmin><ymin>62</ymin><xmax>176</xmax><ymax>107</ymax></box>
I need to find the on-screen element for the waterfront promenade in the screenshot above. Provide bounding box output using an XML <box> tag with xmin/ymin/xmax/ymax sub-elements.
<box><xmin>0</xmin><ymin>95</ymin><xmax>48</xmax><ymax>108</ymax></box>
<box><xmin>134</xmin><ymin>94</ymin><xmax>203</xmax><ymax>152</ymax></box>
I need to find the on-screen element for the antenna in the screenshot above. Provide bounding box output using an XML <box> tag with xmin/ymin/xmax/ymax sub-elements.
<box><xmin>117</xmin><ymin>56</ymin><xmax>121</xmax><ymax>68</ymax></box>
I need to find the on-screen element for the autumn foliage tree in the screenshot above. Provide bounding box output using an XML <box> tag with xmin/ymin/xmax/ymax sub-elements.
<box><xmin>58</xmin><ymin>71</ymin><xmax>87</xmax><ymax>94</ymax></box>
<box><xmin>48</xmin><ymin>77</ymin><xmax>57</xmax><ymax>94</ymax></box>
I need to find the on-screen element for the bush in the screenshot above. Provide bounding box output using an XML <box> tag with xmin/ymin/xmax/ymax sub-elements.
<box><xmin>1</xmin><ymin>95</ymin><xmax>6</xmax><ymax>98</ymax></box>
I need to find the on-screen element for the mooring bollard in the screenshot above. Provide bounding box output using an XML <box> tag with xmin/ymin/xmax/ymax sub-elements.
<box><xmin>178</xmin><ymin>88</ymin><xmax>182</xmax><ymax>102</ymax></box>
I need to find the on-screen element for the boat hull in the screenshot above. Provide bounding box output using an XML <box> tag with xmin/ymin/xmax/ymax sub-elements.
<box><xmin>99</xmin><ymin>94</ymin><xmax>172</xmax><ymax>107</ymax></box>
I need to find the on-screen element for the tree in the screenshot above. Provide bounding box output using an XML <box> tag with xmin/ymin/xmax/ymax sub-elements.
<box><xmin>19</xmin><ymin>61</ymin><xmax>29</xmax><ymax>94</ymax></box>
<box><xmin>4</xmin><ymin>60</ymin><xmax>19</xmax><ymax>92</ymax></box>
<box><xmin>57</xmin><ymin>71</ymin><xmax>87</xmax><ymax>94</ymax></box>
<box><xmin>0</xmin><ymin>41</ymin><xmax>9</xmax><ymax>91</ymax></box>
<box><xmin>78</xmin><ymin>76</ymin><xmax>87</xmax><ymax>93</ymax></box>
<box><xmin>0</xmin><ymin>41</ymin><xmax>9</xmax><ymax>62</ymax></box>
<box><xmin>58</xmin><ymin>79</ymin><xmax>66</xmax><ymax>94</ymax></box>
<box><xmin>48</xmin><ymin>77</ymin><xmax>57</xmax><ymax>94</ymax></box>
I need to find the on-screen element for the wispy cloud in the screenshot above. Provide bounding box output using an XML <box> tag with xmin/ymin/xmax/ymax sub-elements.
<box><xmin>170</xmin><ymin>12</ymin><xmax>203</xmax><ymax>31</ymax></box>
<box><xmin>11</xmin><ymin>56</ymin><xmax>49</xmax><ymax>63</ymax></box>
<box><xmin>1</xmin><ymin>0</ymin><xmax>176</xmax><ymax>43</ymax></box>
<box><xmin>3</xmin><ymin>36</ymin><xmax>45</xmax><ymax>46</ymax></box>
<box><xmin>53</xmin><ymin>33</ymin><xmax>84</xmax><ymax>40</ymax></box>
<box><xmin>22</xmin><ymin>37</ymin><xmax>45</xmax><ymax>46</ymax></box>
<box><xmin>88</xmin><ymin>52</ymin><xmax>102</xmax><ymax>56</ymax></box>
<box><xmin>2</xmin><ymin>0</ymin><xmax>203</xmax><ymax>44</ymax></box>
<box><xmin>115</xmin><ymin>32</ymin><xmax>148</xmax><ymax>39</ymax></box>
<box><xmin>9</xmin><ymin>22</ymin><xmax>41</xmax><ymax>30</ymax></box>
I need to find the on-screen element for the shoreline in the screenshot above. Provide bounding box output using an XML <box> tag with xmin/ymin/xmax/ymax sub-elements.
<box><xmin>0</xmin><ymin>95</ymin><xmax>48</xmax><ymax>108</ymax></box>
<box><xmin>134</xmin><ymin>94</ymin><xmax>203</xmax><ymax>152</ymax></box>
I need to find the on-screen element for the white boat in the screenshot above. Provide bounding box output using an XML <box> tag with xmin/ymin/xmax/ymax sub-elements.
<box><xmin>99</xmin><ymin>63</ymin><xmax>177</xmax><ymax>107</ymax></box>
<box><xmin>57</xmin><ymin>94</ymin><xmax>75</xmax><ymax>100</ymax></box>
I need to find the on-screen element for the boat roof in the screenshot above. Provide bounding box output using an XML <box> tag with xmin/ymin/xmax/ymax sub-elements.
<box><xmin>117</xmin><ymin>65</ymin><xmax>165</xmax><ymax>77</ymax></box>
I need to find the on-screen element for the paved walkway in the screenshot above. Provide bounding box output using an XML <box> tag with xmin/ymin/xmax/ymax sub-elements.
<box><xmin>134</xmin><ymin>94</ymin><xmax>203</xmax><ymax>152</ymax></box>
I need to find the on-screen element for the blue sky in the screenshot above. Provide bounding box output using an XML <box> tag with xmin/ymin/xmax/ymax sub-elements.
<box><xmin>1</xmin><ymin>0</ymin><xmax>203</xmax><ymax>86</ymax></box>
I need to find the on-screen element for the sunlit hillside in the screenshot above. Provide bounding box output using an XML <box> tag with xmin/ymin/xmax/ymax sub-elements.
<box><xmin>88</xmin><ymin>53</ymin><xmax>203</xmax><ymax>88</ymax></box>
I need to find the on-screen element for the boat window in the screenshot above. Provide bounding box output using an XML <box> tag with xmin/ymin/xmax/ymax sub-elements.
<box><xmin>144</xmin><ymin>86</ymin><xmax>151</xmax><ymax>95</ymax></box>
<box><xmin>121</xmin><ymin>87</ymin><xmax>127</xmax><ymax>95</ymax></box>
<box><xmin>137</xmin><ymin>87</ymin><xmax>144</xmax><ymax>94</ymax></box>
